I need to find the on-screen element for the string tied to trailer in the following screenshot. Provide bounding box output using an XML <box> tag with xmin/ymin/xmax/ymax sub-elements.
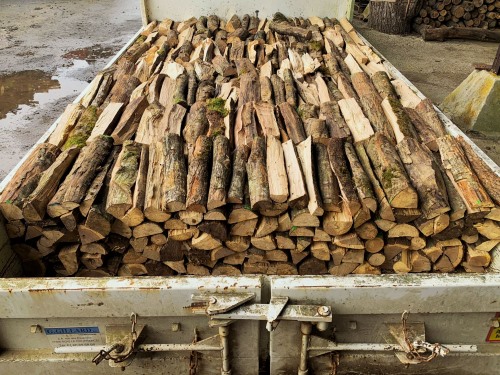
<box><xmin>400</xmin><ymin>310</ymin><xmax>450</xmax><ymax>363</ymax></box>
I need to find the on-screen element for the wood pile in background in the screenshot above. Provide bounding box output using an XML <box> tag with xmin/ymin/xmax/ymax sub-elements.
<box><xmin>415</xmin><ymin>0</ymin><xmax>500</xmax><ymax>29</ymax></box>
<box><xmin>1</xmin><ymin>14</ymin><xmax>499</xmax><ymax>278</ymax></box>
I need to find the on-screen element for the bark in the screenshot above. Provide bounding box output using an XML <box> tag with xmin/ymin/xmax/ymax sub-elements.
<box><xmin>144</xmin><ymin>141</ymin><xmax>170</xmax><ymax>222</ymax></box>
<box><xmin>227</xmin><ymin>146</ymin><xmax>250</xmax><ymax>204</ymax></box>
<box><xmin>47</xmin><ymin>136</ymin><xmax>113</xmax><ymax>218</ymax></box>
<box><xmin>397</xmin><ymin>137</ymin><xmax>450</xmax><ymax>219</ymax></box>
<box><xmin>111</xmin><ymin>96</ymin><xmax>149</xmax><ymax>145</ymax></box>
<box><xmin>22</xmin><ymin>147</ymin><xmax>80</xmax><ymax>222</ymax></box>
<box><xmin>344</xmin><ymin>142</ymin><xmax>377</xmax><ymax>213</ymax></box>
<box><xmin>297</xmin><ymin>137</ymin><xmax>324</xmax><ymax>216</ymax></box>
<box><xmin>121</xmin><ymin>144</ymin><xmax>148</xmax><ymax>227</ymax></box>
<box><xmin>365</xmin><ymin>133</ymin><xmax>418</xmax><ymax>209</ymax></box>
<box><xmin>351</xmin><ymin>72</ymin><xmax>396</xmax><ymax>143</ymax></box>
<box><xmin>270</xmin><ymin>74</ymin><xmax>286</xmax><ymax>105</ymax></box>
<box><xmin>186</xmin><ymin>135</ymin><xmax>213</xmax><ymax>213</ymax></box>
<box><xmin>183</xmin><ymin>101</ymin><xmax>208</xmax><ymax>145</ymax></box>
<box><xmin>438</xmin><ymin>135</ymin><xmax>494</xmax><ymax>214</ymax></box>
<box><xmin>0</xmin><ymin>143</ymin><xmax>60</xmax><ymax>221</ymax></box>
<box><xmin>106</xmin><ymin>141</ymin><xmax>141</xmax><ymax>219</ymax></box>
<box><xmin>164</xmin><ymin>134</ymin><xmax>187</xmax><ymax>212</ymax></box>
<box><xmin>328</xmin><ymin>138</ymin><xmax>361</xmax><ymax>215</ymax></box>
<box><xmin>278</xmin><ymin>102</ymin><xmax>307</xmax><ymax>144</ymax></box>
<box><xmin>246</xmin><ymin>136</ymin><xmax>271</xmax><ymax>211</ymax></box>
<box><xmin>319</xmin><ymin>101</ymin><xmax>351</xmax><ymax>140</ymax></box>
<box><xmin>207</xmin><ymin>135</ymin><xmax>231</xmax><ymax>210</ymax></box>
<box><xmin>269</xmin><ymin>22</ymin><xmax>312</xmax><ymax>40</ymax></box>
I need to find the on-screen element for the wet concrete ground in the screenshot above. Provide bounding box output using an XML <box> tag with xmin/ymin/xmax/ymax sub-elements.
<box><xmin>0</xmin><ymin>0</ymin><xmax>141</xmax><ymax>179</ymax></box>
<box><xmin>0</xmin><ymin>3</ymin><xmax>498</xmax><ymax>180</ymax></box>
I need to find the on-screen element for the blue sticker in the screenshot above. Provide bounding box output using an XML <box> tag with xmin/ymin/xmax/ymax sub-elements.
<box><xmin>44</xmin><ymin>327</ymin><xmax>100</xmax><ymax>335</ymax></box>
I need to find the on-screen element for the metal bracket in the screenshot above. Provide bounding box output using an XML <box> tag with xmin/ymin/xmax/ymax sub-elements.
<box><xmin>103</xmin><ymin>323</ymin><xmax>146</xmax><ymax>368</ymax></box>
<box><xmin>191</xmin><ymin>292</ymin><xmax>255</xmax><ymax>314</ymax></box>
<box><xmin>190</xmin><ymin>293</ymin><xmax>332</xmax><ymax>328</ymax></box>
<box><xmin>266</xmin><ymin>297</ymin><xmax>289</xmax><ymax>331</ymax></box>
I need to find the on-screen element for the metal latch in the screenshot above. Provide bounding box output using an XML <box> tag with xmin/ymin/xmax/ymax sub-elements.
<box><xmin>190</xmin><ymin>292</ymin><xmax>333</xmax><ymax>331</ymax></box>
<box><xmin>92</xmin><ymin>312</ymin><xmax>146</xmax><ymax>368</ymax></box>
<box><xmin>300</xmin><ymin>310</ymin><xmax>477</xmax><ymax>374</ymax></box>
<box><xmin>384</xmin><ymin>311</ymin><xmax>451</xmax><ymax>364</ymax></box>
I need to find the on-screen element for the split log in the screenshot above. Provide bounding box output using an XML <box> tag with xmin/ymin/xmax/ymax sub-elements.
<box><xmin>278</xmin><ymin>102</ymin><xmax>307</xmax><ymax>144</ymax></box>
<box><xmin>227</xmin><ymin>146</ymin><xmax>250</xmax><ymax>204</ymax></box>
<box><xmin>328</xmin><ymin>138</ymin><xmax>361</xmax><ymax>215</ymax></box>
<box><xmin>0</xmin><ymin>143</ymin><xmax>60</xmax><ymax>221</ymax></box>
<box><xmin>314</xmin><ymin>142</ymin><xmax>340</xmax><ymax>212</ymax></box>
<box><xmin>323</xmin><ymin>202</ymin><xmax>353</xmax><ymax>236</ymax></box>
<box><xmin>297</xmin><ymin>137</ymin><xmax>324</xmax><ymax>216</ymax></box>
<box><xmin>62</xmin><ymin>106</ymin><xmax>100</xmax><ymax>150</ymax></box>
<box><xmin>365</xmin><ymin>133</ymin><xmax>418</xmax><ymax>209</ymax></box>
<box><xmin>338</xmin><ymin>98</ymin><xmax>374</xmax><ymax>143</ymax></box>
<box><xmin>269</xmin><ymin>21</ymin><xmax>312</xmax><ymax>40</ymax></box>
<box><xmin>78</xmin><ymin>207</ymin><xmax>111</xmax><ymax>244</ymax></box>
<box><xmin>111</xmin><ymin>96</ymin><xmax>149</xmax><ymax>144</ymax></box>
<box><xmin>22</xmin><ymin>147</ymin><xmax>79</xmax><ymax>222</ymax></box>
<box><xmin>344</xmin><ymin>142</ymin><xmax>377</xmax><ymax>212</ymax></box>
<box><xmin>48</xmin><ymin>104</ymin><xmax>83</xmax><ymax>148</ymax></box>
<box><xmin>144</xmin><ymin>141</ymin><xmax>170</xmax><ymax>222</ymax></box>
<box><xmin>351</xmin><ymin>72</ymin><xmax>396</xmax><ymax>143</ymax></box>
<box><xmin>79</xmin><ymin>147</ymin><xmax>119</xmax><ymax>217</ymax></box>
<box><xmin>438</xmin><ymin>135</ymin><xmax>494</xmax><ymax>215</ymax></box>
<box><xmin>247</xmin><ymin>136</ymin><xmax>271</xmax><ymax>211</ymax></box>
<box><xmin>457</xmin><ymin>137</ymin><xmax>500</xmax><ymax>206</ymax></box>
<box><xmin>319</xmin><ymin>101</ymin><xmax>351</xmax><ymax>140</ymax></box>
<box><xmin>266</xmin><ymin>136</ymin><xmax>289</xmax><ymax>203</ymax></box>
<box><xmin>282</xmin><ymin>140</ymin><xmax>308</xmax><ymax>208</ymax></box>
<box><xmin>397</xmin><ymin>138</ymin><xmax>450</xmax><ymax>219</ymax></box>
<box><xmin>164</xmin><ymin>134</ymin><xmax>187</xmax><ymax>212</ymax></box>
<box><xmin>404</xmin><ymin>108</ymin><xmax>439</xmax><ymax>152</ymax></box>
<box><xmin>207</xmin><ymin>135</ymin><xmax>231</xmax><ymax>210</ymax></box>
<box><xmin>88</xmin><ymin>102</ymin><xmax>124</xmax><ymax>142</ymax></box>
<box><xmin>106</xmin><ymin>141</ymin><xmax>141</xmax><ymax>219</ymax></box>
<box><xmin>47</xmin><ymin>136</ymin><xmax>113</xmax><ymax>218</ymax></box>
<box><xmin>121</xmin><ymin>144</ymin><xmax>148</xmax><ymax>227</ymax></box>
<box><xmin>186</xmin><ymin>136</ymin><xmax>213</xmax><ymax>213</ymax></box>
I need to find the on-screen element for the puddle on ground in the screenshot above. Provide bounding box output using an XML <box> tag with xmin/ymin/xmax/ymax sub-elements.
<box><xmin>0</xmin><ymin>59</ymin><xmax>90</xmax><ymax>126</ymax></box>
<box><xmin>0</xmin><ymin>70</ymin><xmax>60</xmax><ymax>120</ymax></box>
<box><xmin>63</xmin><ymin>44</ymin><xmax>115</xmax><ymax>63</ymax></box>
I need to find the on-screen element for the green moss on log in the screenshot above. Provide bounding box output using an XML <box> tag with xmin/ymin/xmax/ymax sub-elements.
<box><xmin>206</xmin><ymin>98</ymin><xmax>228</xmax><ymax>117</ymax></box>
<box><xmin>62</xmin><ymin>106</ymin><xmax>99</xmax><ymax>150</ymax></box>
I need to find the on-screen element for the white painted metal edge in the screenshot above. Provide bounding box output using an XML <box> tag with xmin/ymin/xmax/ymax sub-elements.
<box><xmin>140</xmin><ymin>0</ymin><xmax>355</xmax><ymax>25</ymax></box>
<box><xmin>0</xmin><ymin>27</ymin><xmax>145</xmax><ymax>193</ymax></box>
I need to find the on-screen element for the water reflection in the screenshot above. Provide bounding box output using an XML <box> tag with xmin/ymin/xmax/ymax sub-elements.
<box><xmin>0</xmin><ymin>70</ymin><xmax>60</xmax><ymax>120</ymax></box>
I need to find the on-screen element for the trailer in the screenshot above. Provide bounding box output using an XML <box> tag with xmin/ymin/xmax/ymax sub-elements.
<box><xmin>0</xmin><ymin>1</ymin><xmax>499</xmax><ymax>374</ymax></box>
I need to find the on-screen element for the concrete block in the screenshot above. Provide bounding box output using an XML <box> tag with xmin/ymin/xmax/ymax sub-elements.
<box><xmin>440</xmin><ymin>70</ymin><xmax>500</xmax><ymax>135</ymax></box>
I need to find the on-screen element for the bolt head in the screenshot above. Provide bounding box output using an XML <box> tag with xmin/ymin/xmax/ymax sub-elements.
<box><xmin>317</xmin><ymin>306</ymin><xmax>331</xmax><ymax>316</ymax></box>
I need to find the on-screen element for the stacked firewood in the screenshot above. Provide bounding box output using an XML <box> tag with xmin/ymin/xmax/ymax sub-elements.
<box><xmin>1</xmin><ymin>14</ymin><xmax>499</xmax><ymax>278</ymax></box>
<box><xmin>415</xmin><ymin>0</ymin><xmax>500</xmax><ymax>29</ymax></box>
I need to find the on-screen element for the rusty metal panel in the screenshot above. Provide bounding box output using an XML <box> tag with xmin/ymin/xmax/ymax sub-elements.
<box><xmin>0</xmin><ymin>276</ymin><xmax>261</xmax><ymax>318</ymax></box>
<box><xmin>270</xmin><ymin>275</ymin><xmax>500</xmax><ymax>374</ymax></box>
<box><xmin>271</xmin><ymin>274</ymin><xmax>500</xmax><ymax>314</ymax></box>
<box><xmin>0</xmin><ymin>276</ymin><xmax>262</xmax><ymax>374</ymax></box>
